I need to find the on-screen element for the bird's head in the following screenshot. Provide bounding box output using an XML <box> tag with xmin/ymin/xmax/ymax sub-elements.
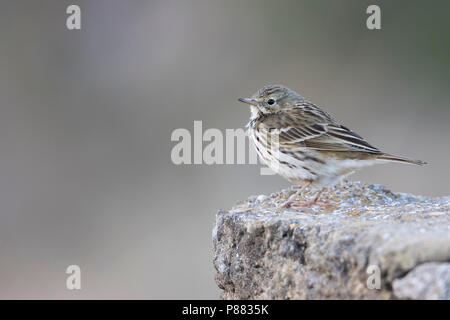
<box><xmin>238</xmin><ymin>84</ymin><xmax>304</xmax><ymax>118</ymax></box>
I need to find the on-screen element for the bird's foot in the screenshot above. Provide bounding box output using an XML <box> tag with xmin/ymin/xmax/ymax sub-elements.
<box><xmin>280</xmin><ymin>198</ymin><xmax>328</xmax><ymax>209</ymax></box>
<box><xmin>280</xmin><ymin>188</ymin><xmax>327</xmax><ymax>209</ymax></box>
<box><xmin>279</xmin><ymin>192</ymin><xmax>300</xmax><ymax>208</ymax></box>
<box><xmin>280</xmin><ymin>200</ymin><xmax>294</xmax><ymax>208</ymax></box>
<box><xmin>290</xmin><ymin>200</ymin><xmax>328</xmax><ymax>209</ymax></box>
<box><xmin>280</xmin><ymin>182</ymin><xmax>312</xmax><ymax>208</ymax></box>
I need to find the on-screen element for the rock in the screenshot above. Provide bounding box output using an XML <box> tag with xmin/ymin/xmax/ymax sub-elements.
<box><xmin>256</xmin><ymin>195</ymin><xmax>269</xmax><ymax>203</ymax></box>
<box><xmin>392</xmin><ymin>262</ymin><xmax>450</xmax><ymax>299</ymax></box>
<box><xmin>212</xmin><ymin>181</ymin><xmax>450</xmax><ymax>299</ymax></box>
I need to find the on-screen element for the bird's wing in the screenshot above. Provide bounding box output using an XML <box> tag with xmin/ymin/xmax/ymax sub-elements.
<box><xmin>264</xmin><ymin>104</ymin><xmax>381</xmax><ymax>154</ymax></box>
<box><xmin>303</xmin><ymin>123</ymin><xmax>381</xmax><ymax>153</ymax></box>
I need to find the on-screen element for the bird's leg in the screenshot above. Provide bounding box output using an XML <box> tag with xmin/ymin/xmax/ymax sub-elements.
<box><xmin>290</xmin><ymin>188</ymin><xmax>328</xmax><ymax>208</ymax></box>
<box><xmin>280</xmin><ymin>182</ymin><xmax>311</xmax><ymax>208</ymax></box>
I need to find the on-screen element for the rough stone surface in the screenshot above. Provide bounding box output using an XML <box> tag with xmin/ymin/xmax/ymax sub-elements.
<box><xmin>213</xmin><ymin>181</ymin><xmax>450</xmax><ymax>299</ymax></box>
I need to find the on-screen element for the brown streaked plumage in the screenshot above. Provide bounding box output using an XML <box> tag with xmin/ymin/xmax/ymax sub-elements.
<box><xmin>239</xmin><ymin>84</ymin><xmax>426</xmax><ymax>208</ymax></box>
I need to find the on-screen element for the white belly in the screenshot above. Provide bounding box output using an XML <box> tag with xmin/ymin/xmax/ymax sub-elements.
<box><xmin>249</xmin><ymin>128</ymin><xmax>317</xmax><ymax>182</ymax></box>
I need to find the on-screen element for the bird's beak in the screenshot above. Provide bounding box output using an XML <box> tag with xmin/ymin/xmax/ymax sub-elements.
<box><xmin>238</xmin><ymin>98</ymin><xmax>258</xmax><ymax>106</ymax></box>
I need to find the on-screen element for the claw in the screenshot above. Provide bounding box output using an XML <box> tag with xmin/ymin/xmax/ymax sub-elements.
<box><xmin>291</xmin><ymin>201</ymin><xmax>328</xmax><ymax>208</ymax></box>
<box><xmin>280</xmin><ymin>188</ymin><xmax>326</xmax><ymax>209</ymax></box>
<box><xmin>280</xmin><ymin>200</ymin><xmax>293</xmax><ymax>208</ymax></box>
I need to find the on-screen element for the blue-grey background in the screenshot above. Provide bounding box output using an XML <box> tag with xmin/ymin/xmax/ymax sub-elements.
<box><xmin>0</xmin><ymin>0</ymin><xmax>449</xmax><ymax>298</ymax></box>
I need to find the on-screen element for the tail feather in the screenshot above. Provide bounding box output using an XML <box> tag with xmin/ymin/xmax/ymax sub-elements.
<box><xmin>377</xmin><ymin>153</ymin><xmax>427</xmax><ymax>166</ymax></box>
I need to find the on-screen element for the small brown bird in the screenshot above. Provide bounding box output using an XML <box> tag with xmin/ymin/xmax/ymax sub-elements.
<box><xmin>239</xmin><ymin>85</ymin><xmax>426</xmax><ymax>209</ymax></box>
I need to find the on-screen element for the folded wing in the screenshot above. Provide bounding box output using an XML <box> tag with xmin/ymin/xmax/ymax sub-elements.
<box><xmin>269</xmin><ymin>105</ymin><xmax>382</xmax><ymax>154</ymax></box>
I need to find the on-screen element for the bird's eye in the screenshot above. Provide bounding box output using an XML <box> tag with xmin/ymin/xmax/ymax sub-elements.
<box><xmin>267</xmin><ymin>98</ymin><xmax>275</xmax><ymax>106</ymax></box>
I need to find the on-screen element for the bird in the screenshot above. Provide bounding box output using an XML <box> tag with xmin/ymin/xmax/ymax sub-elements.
<box><xmin>238</xmin><ymin>84</ymin><xmax>426</xmax><ymax>209</ymax></box>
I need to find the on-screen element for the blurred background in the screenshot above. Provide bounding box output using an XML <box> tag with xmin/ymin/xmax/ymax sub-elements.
<box><xmin>0</xmin><ymin>0</ymin><xmax>449</xmax><ymax>299</ymax></box>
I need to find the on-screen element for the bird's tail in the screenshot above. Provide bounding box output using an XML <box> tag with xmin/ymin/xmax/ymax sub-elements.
<box><xmin>377</xmin><ymin>153</ymin><xmax>427</xmax><ymax>166</ymax></box>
